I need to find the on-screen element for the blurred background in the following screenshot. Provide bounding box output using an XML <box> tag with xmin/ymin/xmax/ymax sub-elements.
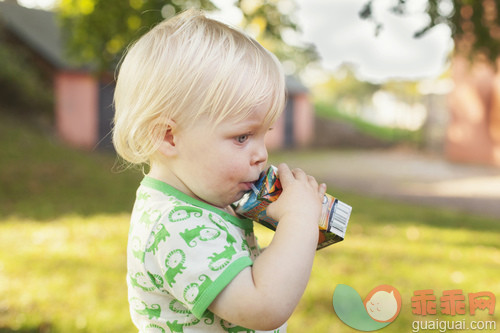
<box><xmin>0</xmin><ymin>0</ymin><xmax>499</xmax><ymax>332</ymax></box>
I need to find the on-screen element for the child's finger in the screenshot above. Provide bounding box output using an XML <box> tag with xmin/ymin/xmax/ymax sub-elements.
<box><xmin>319</xmin><ymin>183</ymin><xmax>327</xmax><ymax>200</ymax></box>
<box><xmin>277</xmin><ymin>163</ymin><xmax>294</xmax><ymax>187</ymax></box>
<box><xmin>291</xmin><ymin>167</ymin><xmax>307</xmax><ymax>181</ymax></box>
<box><xmin>307</xmin><ymin>175</ymin><xmax>318</xmax><ymax>188</ymax></box>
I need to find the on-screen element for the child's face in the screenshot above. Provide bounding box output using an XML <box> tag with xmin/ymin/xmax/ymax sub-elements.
<box><xmin>171</xmin><ymin>104</ymin><xmax>272</xmax><ymax>209</ymax></box>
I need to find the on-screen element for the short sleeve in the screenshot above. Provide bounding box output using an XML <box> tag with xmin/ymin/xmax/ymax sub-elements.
<box><xmin>144</xmin><ymin>205</ymin><xmax>254</xmax><ymax>319</ymax></box>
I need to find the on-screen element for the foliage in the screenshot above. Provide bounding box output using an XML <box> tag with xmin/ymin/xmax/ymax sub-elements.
<box><xmin>57</xmin><ymin>0</ymin><xmax>217</xmax><ymax>73</ymax></box>
<box><xmin>312</xmin><ymin>65</ymin><xmax>381</xmax><ymax>103</ymax></box>
<box><xmin>0</xmin><ymin>31</ymin><xmax>53</xmax><ymax>116</ymax></box>
<box><xmin>57</xmin><ymin>0</ymin><xmax>317</xmax><ymax>74</ymax></box>
<box><xmin>309</xmin><ymin>66</ymin><xmax>423</xmax><ymax>144</ymax></box>
<box><xmin>314</xmin><ymin>101</ymin><xmax>423</xmax><ymax>145</ymax></box>
<box><xmin>236</xmin><ymin>0</ymin><xmax>318</xmax><ymax>73</ymax></box>
<box><xmin>311</xmin><ymin>65</ymin><xmax>422</xmax><ymax>108</ymax></box>
<box><xmin>360</xmin><ymin>0</ymin><xmax>500</xmax><ymax>63</ymax></box>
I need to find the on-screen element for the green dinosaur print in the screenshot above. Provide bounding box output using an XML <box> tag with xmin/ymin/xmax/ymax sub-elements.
<box><xmin>144</xmin><ymin>323</ymin><xmax>165</xmax><ymax>333</ymax></box>
<box><xmin>166</xmin><ymin>196</ymin><xmax>183</xmax><ymax>206</ymax></box>
<box><xmin>130</xmin><ymin>272</ymin><xmax>156</xmax><ymax>292</ymax></box>
<box><xmin>136</xmin><ymin>191</ymin><xmax>151</xmax><ymax>209</ymax></box>
<box><xmin>133</xmin><ymin>191</ymin><xmax>151</xmax><ymax>215</ymax></box>
<box><xmin>241</xmin><ymin>239</ymin><xmax>250</xmax><ymax>252</ymax></box>
<box><xmin>169</xmin><ymin>206</ymin><xmax>203</xmax><ymax>222</ymax></box>
<box><xmin>169</xmin><ymin>299</ymin><xmax>190</xmax><ymax>314</ymax></box>
<box><xmin>139</xmin><ymin>208</ymin><xmax>162</xmax><ymax>226</ymax></box>
<box><xmin>147</xmin><ymin>271</ymin><xmax>165</xmax><ymax>290</ymax></box>
<box><xmin>209</xmin><ymin>213</ymin><xmax>237</xmax><ymax>245</ymax></box>
<box><xmin>130</xmin><ymin>297</ymin><xmax>161</xmax><ymax>320</ymax></box>
<box><xmin>242</xmin><ymin>239</ymin><xmax>258</xmax><ymax>256</ymax></box>
<box><xmin>168</xmin><ymin>300</ymin><xmax>216</xmax><ymax>328</ymax></box>
<box><xmin>164</xmin><ymin>249</ymin><xmax>186</xmax><ymax>287</ymax></box>
<box><xmin>183</xmin><ymin>274</ymin><xmax>214</xmax><ymax>304</ymax></box>
<box><xmin>166</xmin><ymin>320</ymin><xmax>185</xmax><ymax>333</ymax></box>
<box><xmin>146</xmin><ymin>223</ymin><xmax>170</xmax><ymax>255</ymax></box>
<box><xmin>220</xmin><ymin>320</ymin><xmax>255</xmax><ymax>333</ymax></box>
<box><xmin>180</xmin><ymin>225</ymin><xmax>220</xmax><ymax>247</ymax></box>
<box><xmin>208</xmin><ymin>244</ymin><xmax>237</xmax><ymax>271</ymax></box>
<box><xmin>166</xmin><ymin>316</ymin><xmax>201</xmax><ymax>333</ymax></box>
<box><xmin>130</xmin><ymin>236</ymin><xmax>145</xmax><ymax>263</ymax></box>
<box><xmin>202</xmin><ymin>311</ymin><xmax>215</xmax><ymax>325</ymax></box>
<box><xmin>244</xmin><ymin>228</ymin><xmax>253</xmax><ymax>237</ymax></box>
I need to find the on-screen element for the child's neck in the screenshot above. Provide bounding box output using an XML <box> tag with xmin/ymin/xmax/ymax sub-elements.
<box><xmin>149</xmin><ymin>162</ymin><xmax>236</xmax><ymax>216</ymax></box>
<box><xmin>149</xmin><ymin>162</ymin><xmax>193</xmax><ymax>198</ymax></box>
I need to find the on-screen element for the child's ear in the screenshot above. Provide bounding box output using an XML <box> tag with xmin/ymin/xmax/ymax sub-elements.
<box><xmin>157</xmin><ymin>121</ymin><xmax>178</xmax><ymax>157</ymax></box>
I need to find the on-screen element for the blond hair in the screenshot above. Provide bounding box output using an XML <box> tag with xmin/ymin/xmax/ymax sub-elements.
<box><xmin>112</xmin><ymin>9</ymin><xmax>285</xmax><ymax>165</ymax></box>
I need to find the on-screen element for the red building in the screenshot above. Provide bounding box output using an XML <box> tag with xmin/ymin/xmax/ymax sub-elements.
<box><xmin>446</xmin><ymin>56</ymin><xmax>500</xmax><ymax>166</ymax></box>
<box><xmin>0</xmin><ymin>2</ymin><xmax>314</xmax><ymax>151</ymax></box>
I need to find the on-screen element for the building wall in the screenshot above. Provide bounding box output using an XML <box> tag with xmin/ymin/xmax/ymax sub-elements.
<box><xmin>265</xmin><ymin>93</ymin><xmax>314</xmax><ymax>150</ymax></box>
<box><xmin>265</xmin><ymin>107</ymin><xmax>285</xmax><ymax>150</ymax></box>
<box><xmin>446</xmin><ymin>57</ymin><xmax>500</xmax><ymax>166</ymax></box>
<box><xmin>54</xmin><ymin>71</ymin><xmax>98</xmax><ymax>150</ymax></box>
<box><xmin>293</xmin><ymin>93</ymin><xmax>314</xmax><ymax>148</ymax></box>
<box><xmin>53</xmin><ymin>75</ymin><xmax>314</xmax><ymax>152</ymax></box>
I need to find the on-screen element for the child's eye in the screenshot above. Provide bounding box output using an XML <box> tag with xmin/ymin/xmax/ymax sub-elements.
<box><xmin>235</xmin><ymin>134</ymin><xmax>249</xmax><ymax>143</ymax></box>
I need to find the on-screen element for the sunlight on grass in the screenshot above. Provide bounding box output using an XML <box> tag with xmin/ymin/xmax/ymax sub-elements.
<box><xmin>255</xmin><ymin>191</ymin><xmax>500</xmax><ymax>332</ymax></box>
<box><xmin>285</xmin><ymin>196</ymin><xmax>500</xmax><ymax>332</ymax></box>
<box><xmin>0</xmin><ymin>214</ymin><xmax>135</xmax><ymax>332</ymax></box>
<box><xmin>1</xmin><ymin>195</ymin><xmax>499</xmax><ymax>332</ymax></box>
<box><xmin>1</xmin><ymin>111</ymin><xmax>498</xmax><ymax>332</ymax></box>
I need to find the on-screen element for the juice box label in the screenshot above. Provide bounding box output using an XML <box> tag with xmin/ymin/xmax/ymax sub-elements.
<box><xmin>234</xmin><ymin>165</ymin><xmax>352</xmax><ymax>249</ymax></box>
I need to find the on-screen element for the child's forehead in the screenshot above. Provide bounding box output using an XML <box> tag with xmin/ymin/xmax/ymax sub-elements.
<box><xmin>218</xmin><ymin>102</ymin><xmax>276</xmax><ymax>128</ymax></box>
<box><xmin>227</xmin><ymin>112</ymin><xmax>269</xmax><ymax>129</ymax></box>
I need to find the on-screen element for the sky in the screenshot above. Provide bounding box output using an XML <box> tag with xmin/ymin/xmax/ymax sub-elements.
<box><xmin>297</xmin><ymin>0</ymin><xmax>453</xmax><ymax>82</ymax></box>
<box><xmin>14</xmin><ymin>0</ymin><xmax>454</xmax><ymax>84</ymax></box>
<box><xmin>210</xmin><ymin>0</ymin><xmax>454</xmax><ymax>83</ymax></box>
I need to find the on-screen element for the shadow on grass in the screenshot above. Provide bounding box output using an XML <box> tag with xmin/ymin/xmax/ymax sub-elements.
<box><xmin>335</xmin><ymin>189</ymin><xmax>500</xmax><ymax>236</ymax></box>
<box><xmin>0</xmin><ymin>324</ymin><xmax>52</xmax><ymax>333</ymax></box>
<box><xmin>0</xmin><ymin>111</ymin><xmax>143</xmax><ymax>221</ymax></box>
<box><xmin>0</xmin><ymin>149</ymin><xmax>143</xmax><ymax>221</ymax></box>
<box><xmin>2</xmin><ymin>111</ymin><xmax>500</xmax><ymax>237</ymax></box>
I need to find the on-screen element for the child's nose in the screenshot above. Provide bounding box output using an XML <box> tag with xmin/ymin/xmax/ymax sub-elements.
<box><xmin>252</xmin><ymin>142</ymin><xmax>268</xmax><ymax>167</ymax></box>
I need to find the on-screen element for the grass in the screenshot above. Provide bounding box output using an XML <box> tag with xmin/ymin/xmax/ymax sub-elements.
<box><xmin>0</xmin><ymin>111</ymin><xmax>499</xmax><ymax>332</ymax></box>
<box><xmin>0</xmin><ymin>113</ymin><xmax>142</xmax><ymax>220</ymax></box>
<box><xmin>314</xmin><ymin>101</ymin><xmax>423</xmax><ymax>145</ymax></box>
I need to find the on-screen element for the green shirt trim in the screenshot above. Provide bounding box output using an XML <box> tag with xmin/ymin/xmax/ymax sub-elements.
<box><xmin>192</xmin><ymin>255</ymin><xmax>253</xmax><ymax>319</ymax></box>
<box><xmin>141</xmin><ymin>176</ymin><xmax>254</xmax><ymax>231</ymax></box>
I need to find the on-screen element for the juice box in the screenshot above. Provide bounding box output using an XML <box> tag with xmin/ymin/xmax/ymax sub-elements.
<box><xmin>234</xmin><ymin>165</ymin><xmax>352</xmax><ymax>249</ymax></box>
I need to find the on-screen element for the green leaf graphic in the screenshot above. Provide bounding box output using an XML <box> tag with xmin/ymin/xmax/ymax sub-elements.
<box><xmin>332</xmin><ymin>284</ymin><xmax>391</xmax><ymax>332</ymax></box>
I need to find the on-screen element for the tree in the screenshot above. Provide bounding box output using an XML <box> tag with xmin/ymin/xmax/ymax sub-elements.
<box><xmin>360</xmin><ymin>0</ymin><xmax>500</xmax><ymax>165</ymax></box>
<box><xmin>235</xmin><ymin>0</ymin><xmax>318</xmax><ymax>73</ymax></box>
<box><xmin>57</xmin><ymin>0</ymin><xmax>317</xmax><ymax>74</ymax></box>
<box><xmin>360</xmin><ymin>0</ymin><xmax>500</xmax><ymax>63</ymax></box>
<box><xmin>58</xmin><ymin>0</ymin><xmax>217</xmax><ymax>73</ymax></box>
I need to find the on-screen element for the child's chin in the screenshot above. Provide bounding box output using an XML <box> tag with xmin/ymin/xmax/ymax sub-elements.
<box><xmin>233</xmin><ymin>191</ymin><xmax>248</xmax><ymax>203</ymax></box>
<box><xmin>212</xmin><ymin>190</ymin><xmax>247</xmax><ymax>208</ymax></box>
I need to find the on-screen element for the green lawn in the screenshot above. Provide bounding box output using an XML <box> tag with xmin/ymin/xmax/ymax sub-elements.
<box><xmin>314</xmin><ymin>101</ymin><xmax>423</xmax><ymax>145</ymax></box>
<box><xmin>1</xmin><ymin>112</ymin><xmax>498</xmax><ymax>332</ymax></box>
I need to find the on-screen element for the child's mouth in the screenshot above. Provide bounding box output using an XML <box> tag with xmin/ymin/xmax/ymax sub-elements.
<box><xmin>241</xmin><ymin>182</ymin><xmax>257</xmax><ymax>192</ymax></box>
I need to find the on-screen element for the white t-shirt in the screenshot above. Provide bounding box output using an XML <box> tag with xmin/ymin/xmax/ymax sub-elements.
<box><xmin>127</xmin><ymin>176</ymin><xmax>287</xmax><ymax>332</ymax></box>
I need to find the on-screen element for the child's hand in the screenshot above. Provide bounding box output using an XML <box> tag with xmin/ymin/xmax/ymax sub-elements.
<box><xmin>266</xmin><ymin>163</ymin><xmax>326</xmax><ymax>226</ymax></box>
<box><xmin>209</xmin><ymin>164</ymin><xmax>327</xmax><ymax>329</ymax></box>
<box><xmin>209</xmin><ymin>163</ymin><xmax>327</xmax><ymax>329</ymax></box>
